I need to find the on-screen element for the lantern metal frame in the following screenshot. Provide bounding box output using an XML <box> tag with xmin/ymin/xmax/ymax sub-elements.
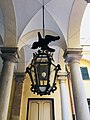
<box><xmin>26</xmin><ymin>50</ymin><xmax>61</xmax><ymax>96</ymax></box>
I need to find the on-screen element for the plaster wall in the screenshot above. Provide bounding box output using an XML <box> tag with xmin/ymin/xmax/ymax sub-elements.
<box><xmin>19</xmin><ymin>74</ymin><xmax>72</xmax><ymax>120</ymax></box>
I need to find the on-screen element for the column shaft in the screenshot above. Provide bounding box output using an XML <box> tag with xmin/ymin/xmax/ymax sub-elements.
<box><xmin>0</xmin><ymin>61</ymin><xmax>14</xmax><ymax>120</ymax></box>
<box><xmin>63</xmin><ymin>48</ymin><xmax>90</xmax><ymax>120</ymax></box>
<box><xmin>70</xmin><ymin>60</ymin><xmax>90</xmax><ymax>120</ymax></box>
<box><xmin>60</xmin><ymin>82</ymin><xmax>71</xmax><ymax>120</ymax></box>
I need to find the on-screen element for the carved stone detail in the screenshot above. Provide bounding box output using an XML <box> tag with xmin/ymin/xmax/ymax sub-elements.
<box><xmin>0</xmin><ymin>47</ymin><xmax>20</xmax><ymax>63</ymax></box>
<box><xmin>63</xmin><ymin>48</ymin><xmax>83</xmax><ymax>63</ymax></box>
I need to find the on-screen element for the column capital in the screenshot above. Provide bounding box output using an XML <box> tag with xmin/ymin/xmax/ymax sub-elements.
<box><xmin>15</xmin><ymin>72</ymin><xmax>25</xmax><ymax>83</ymax></box>
<box><xmin>57</xmin><ymin>71</ymin><xmax>67</xmax><ymax>82</ymax></box>
<box><xmin>63</xmin><ymin>48</ymin><xmax>83</xmax><ymax>63</ymax></box>
<box><xmin>0</xmin><ymin>47</ymin><xmax>20</xmax><ymax>63</ymax></box>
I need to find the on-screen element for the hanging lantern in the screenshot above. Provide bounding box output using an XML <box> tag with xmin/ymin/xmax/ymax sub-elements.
<box><xmin>26</xmin><ymin>0</ymin><xmax>61</xmax><ymax>95</ymax></box>
<box><xmin>26</xmin><ymin>50</ymin><xmax>61</xmax><ymax>95</ymax></box>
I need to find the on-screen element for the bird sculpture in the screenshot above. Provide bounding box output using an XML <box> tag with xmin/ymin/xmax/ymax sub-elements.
<box><xmin>31</xmin><ymin>32</ymin><xmax>60</xmax><ymax>52</ymax></box>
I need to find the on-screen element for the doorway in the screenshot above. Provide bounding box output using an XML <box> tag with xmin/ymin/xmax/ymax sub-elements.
<box><xmin>26</xmin><ymin>98</ymin><xmax>55</xmax><ymax>120</ymax></box>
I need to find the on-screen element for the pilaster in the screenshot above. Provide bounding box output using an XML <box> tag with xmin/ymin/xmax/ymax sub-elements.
<box><xmin>10</xmin><ymin>72</ymin><xmax>25</xmax><ymax>120</ymax></box>
<box><xmin>57</xmin><ymin>72</ymin><xmax>71</xmax><ymax>120</ymax></box>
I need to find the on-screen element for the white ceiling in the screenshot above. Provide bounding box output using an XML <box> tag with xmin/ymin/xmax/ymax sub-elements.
<box><xmin>0</xmin><ymin>0</ymin><xmax>90</xmax><ymax>71</ymax></box>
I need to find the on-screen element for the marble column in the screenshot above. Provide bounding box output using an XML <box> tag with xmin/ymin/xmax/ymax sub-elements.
<box><xmin>0</xmin><ymin>47</ymin><xmax>19</xmax><ymax>120</ymax></box>
<box><xmin>63</xmin><ymin>48</ymin><xmax>90</xmax><ymax>120</ymax></box>
<box><xmin>58</xmin><ymin>72</ymin><xmax>71</xmax><ymax>120</ymax></box>
<box><xmin>10</xmin><ymin>72</ymin><xmax>25</xmax><ymax>120</ymax></box>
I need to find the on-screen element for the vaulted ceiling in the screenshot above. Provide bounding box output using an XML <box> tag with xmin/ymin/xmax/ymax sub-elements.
<box><xmin>0</xmin><ymin>0</ymin><xmax>89</xmax><ymax>72</ymax></box>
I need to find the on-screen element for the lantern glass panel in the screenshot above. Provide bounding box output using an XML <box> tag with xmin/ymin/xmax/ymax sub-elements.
<box><xmin>36</xmin><ymin>64</ymin><xmax>49</xmax><ymax>92</ymax></box>
<box><xmin>36</xmin><ymin>63</ymin><xmax>49</xmax><ymax>82</ymax></box>
<box><xmin>49</xmin><ymin>63</ymin><xmax>56</xmax><ymax>87</ymax></box>
<box><xmin>30</xmin><ymin>66</ymin><xmax>36</xmax><ymax>85</ymax></box>
<box><xmin>34</xmin><ymin>54</ymin><xmax>51</xmax><ymax>93</ymax></box>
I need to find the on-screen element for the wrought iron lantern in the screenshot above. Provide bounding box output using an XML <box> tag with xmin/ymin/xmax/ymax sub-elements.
<box><xmin>26</xmin><ymin>49</ymin><xmax>61</xmax><ymax>96</ymax></box>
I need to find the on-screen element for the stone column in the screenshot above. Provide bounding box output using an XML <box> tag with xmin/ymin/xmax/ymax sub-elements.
<box><xmin>63</xmin><ymin>48</ymin><xmax>90</xmax><ymax>120</ymax></box>
<box><xmin>10</xmin><ymin>72</ymin><xmax>25</xmax><ymax>120</ymax></box>
<box><xmin>0</xmin><ymin>47</ymin><xmax>19</xmax><ymax>120</ymax></box>
<box><xmin>58</xmin><ymin>72</ymin><xmax>71</xmax><ymax>120</ymax></box>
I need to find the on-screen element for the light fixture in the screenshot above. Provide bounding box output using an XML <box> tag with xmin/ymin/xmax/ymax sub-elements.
<box><xmin>25</xmin><ymin>0</ymin><xmax>61</xmax><ymax>95</ymax></box>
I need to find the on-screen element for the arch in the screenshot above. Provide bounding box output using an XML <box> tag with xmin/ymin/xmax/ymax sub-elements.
<box><xmin>67</xmin><ymin>0</ymin><xmax>87</xmax><ymax>48</ymax></box>
<box><xmin>0</xmin><ymin>35</ymin><xmax>3</xmax><ymax>47</ymax></box>
<box><xmin>17</xmin><ymin>47</ymin><xmax>25</xmax><ymax>72</ymax></box>
<box><xmin>17</xmin><ymin>30</ymin><xmax>67</xmax><ymax>70</ymax></box>
<box><xmin>0</xmin><ymin>0</ymin><xmax>17</xmax><ymax>47</ymax></box>
<box><xmin>18</xmin><ymin>30</ymin><xmax>67</xmax><ymax>51</ymax></box>
<box><xmin>0</xmin><ymin>6</ymin><xmax>4</xmax><ymax>44</ymax></box>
